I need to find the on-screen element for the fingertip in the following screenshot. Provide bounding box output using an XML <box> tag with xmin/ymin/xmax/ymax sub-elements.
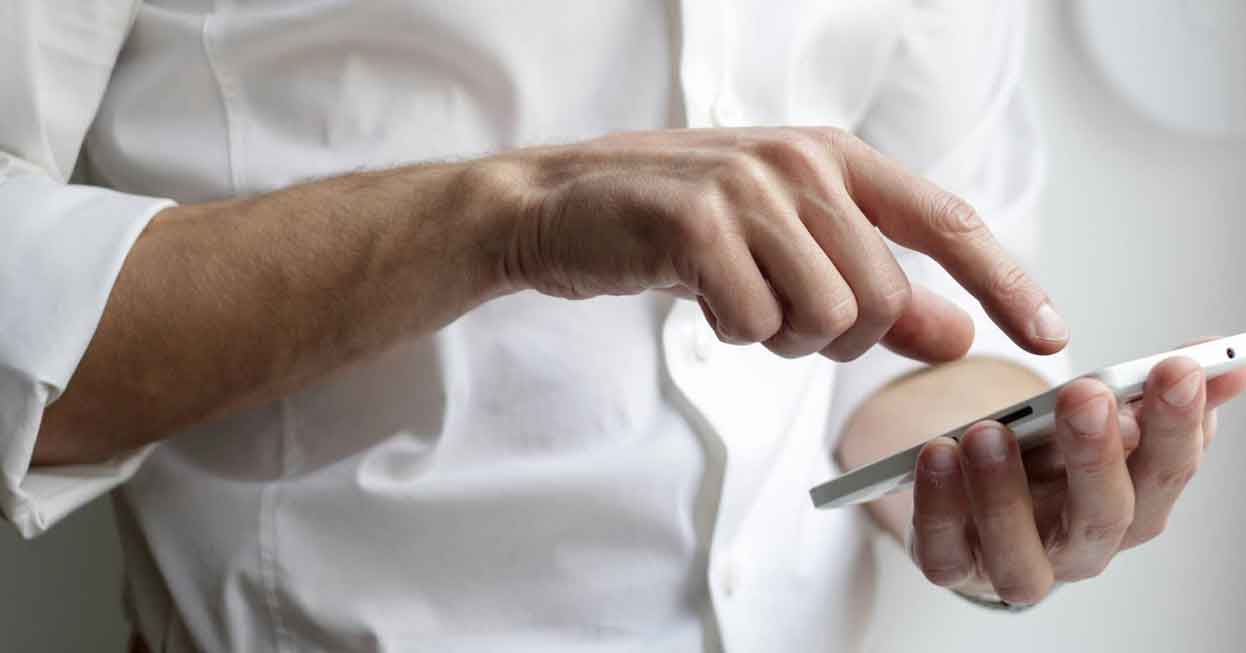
<box><xmin>963</xmin><ymin>420</ymin><xmax>1007</xmax><ymax>439</ymax></box>
<box><xmin>882</xmin><ymin>285</ymin><xmax>974</xmax><ymax>363</ymax></box>
<box><xmin>1143</xmin><ymin>356</ymin><xmax>1205</xmax><ymax>415</ymax></box>
<box><xmin>1149</xmin><ymin>355</ymin><xmax>1202</xmax><ymax>385</ymax></box>
<box><xmin>1056</xmin><ymin>378</ymin><xmax>1114</xmax><ymax>414</ymax></box>
<box><xmin>987</xmin><ymin>308</ymin><xmax>1065</xmax><ymax>358</ymax></box>
<box><xmin>1025</xmin><ymin>302</ymin><xmax>1071</xmax><ymax>354</ymax></box>
<box><xmin>960</xmin><ymin>421</ymin><xmax>1014</xmax><ymax>468</ymax></box>
<box><xmin>918</xmin><ymin>437</ymin><xmax>962</xmax><ymax>475</ymax></box>
<box><xmin>1025</xmin><ymin>337</ymin><xmax>1070</xmax><ymax>356</ymax></box>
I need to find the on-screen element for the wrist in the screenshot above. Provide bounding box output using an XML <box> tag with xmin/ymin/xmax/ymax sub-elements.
<box><xmin>447</xmin><ymin>153</ymin><xmax>553</xmax><ymax>299</ymax></box>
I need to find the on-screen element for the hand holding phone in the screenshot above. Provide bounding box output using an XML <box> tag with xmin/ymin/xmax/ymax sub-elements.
<box><xmin>812</xmin><ymin>333</ymin><xmax>1246</xmax><ymax>607</ymax></box>
<box><xmin>810</xmin><ymin>333</ymin><xmax>1246</xmax><ymax>509</ymax></box>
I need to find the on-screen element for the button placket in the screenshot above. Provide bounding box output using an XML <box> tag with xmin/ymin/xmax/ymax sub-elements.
<box><xmin>718</xmin><ymin>551</ymin><xmax>737</xmax><ymax>597</ymax></box>
<box><xmin>676</xmin><ymin>0</ymin><xmax>729</xmax><ymax>127</ymax></box>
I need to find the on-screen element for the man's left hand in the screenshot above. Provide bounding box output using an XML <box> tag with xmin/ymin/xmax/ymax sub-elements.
<box><xmin>909</xmin><ymin>353</ymin><xmax>1246</xmax><ymax>605</ymax></box>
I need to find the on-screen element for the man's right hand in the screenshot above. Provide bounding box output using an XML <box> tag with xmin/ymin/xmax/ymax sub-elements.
<box><xmin>474</xmin><ymin>127</ymin><xmax>1068</xmax><ymax>363</ymax></box>
<box><xmin>36</xmin><ymin>127</ymin><xmax>1067</xmax><ymax>466</ymax></box>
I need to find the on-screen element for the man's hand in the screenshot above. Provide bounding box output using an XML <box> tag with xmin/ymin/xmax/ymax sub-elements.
<box><xmin>40</xmin><ymin>126</ymin><xmax>1066</xmax><ymax>466</ymax></box>
<box><xmin>909</xmin><ymin>351</ymin><xmax>1246</xmax><ymax>605</ymax></box>
<box><xmin>482</xmin><ymin>127</ymin><xmax>1068</xmax><ymax>363</ymax></box>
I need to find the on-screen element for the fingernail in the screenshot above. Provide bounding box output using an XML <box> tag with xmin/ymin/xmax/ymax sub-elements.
<box><xmin>965</xmin><ymin>425</ymin><xmax>1010</xmax><ymax>464</ymax></box>
<box><xmin>1118</xmin><ymin>411</ymin><xmax>1141</xmax><ymax>449</ymax></box>
<box><xmin>1066</xmin><ymin>396</ymin><xmax>1110</xmax><ymax>435</ymax></box>
<box><xmin>923</xmin><ymin>440</ymin><xmax>959</xmax><ymax>473</ymax></box>
<box><xmin>1030</xmin><ymin>303</ymin><xmax>1069</xmax><ymax>343</ymax></box>
<box><xmin>1162</xmin><ymin>370</ymin><xmax>1202</xmax><ymax>408</ymax></box>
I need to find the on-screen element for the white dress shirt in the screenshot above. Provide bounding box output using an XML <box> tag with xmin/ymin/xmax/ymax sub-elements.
<box><xmin>1</xmin><ymin>1</ymin><xmax>1067</xmax><ymax>651</ymax></box>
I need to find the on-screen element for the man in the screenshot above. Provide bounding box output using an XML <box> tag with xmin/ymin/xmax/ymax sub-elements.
<box><xmin>3</xmin><ymin>1</ymin><xmax>1240</xmax><ymax>651</ymax></box>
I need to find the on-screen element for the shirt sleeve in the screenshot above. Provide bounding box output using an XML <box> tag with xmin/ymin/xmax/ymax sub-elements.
<box><xmin>826</xmin><ymin>0</ymin><xmax>1072</xmax><ymax>448</ymax></box>
<box><xmin>1</xmin><ymin>1</ymin><xmax>175</xmax><ymax>538</ymax></box>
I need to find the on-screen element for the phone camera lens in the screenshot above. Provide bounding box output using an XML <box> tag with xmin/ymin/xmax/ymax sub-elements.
<box><xmin>1228</xmin><ymin>347</ymin><xmax>1236</xmax><ymax>359</ymax></box>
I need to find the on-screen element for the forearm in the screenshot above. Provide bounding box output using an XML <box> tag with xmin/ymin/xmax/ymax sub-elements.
<box><xmin>834</xmin><ymin>357</ymin><xmax>1050</xmax><ymax>542</ymax></box>
<box><xmin>35</xmin><ymin>162</ymin><xmax>515</xmax><ymax>465</ymax></box>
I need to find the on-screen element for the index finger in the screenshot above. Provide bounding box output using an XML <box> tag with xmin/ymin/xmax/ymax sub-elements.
<box><xmin>831</xmin><ymin>131</ymin><xmax>1067</xmax><ymax>355</ymax></box>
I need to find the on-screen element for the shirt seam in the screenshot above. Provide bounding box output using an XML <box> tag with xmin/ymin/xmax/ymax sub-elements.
<box><xmin>201</xmin><ymin>5</ymin><xmax>244</xmax><ymax>196</ymax></box>
<box><xmin>257</xmin><ymin>399</ymin><xmax>295</xmax><ymax>653</ymax></box>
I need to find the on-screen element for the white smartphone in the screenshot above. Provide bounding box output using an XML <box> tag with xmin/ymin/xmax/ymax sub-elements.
<box><xmin>809</xmin><ymin>333</ymin><xmax>1246</xmax><ymax>510</ymax></box>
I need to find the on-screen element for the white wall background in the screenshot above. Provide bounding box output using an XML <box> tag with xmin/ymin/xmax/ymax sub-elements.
<box><xmin>868</xmin><ymin>2</ymin><xmax>1246</xmax><ymax>651</ymax></box>
<box><xmin>1</xmin><ymin>2</ymin><xmax>1243</xmax><ymax>651</ymax></box>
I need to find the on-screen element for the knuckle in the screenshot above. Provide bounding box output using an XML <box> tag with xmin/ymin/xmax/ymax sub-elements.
<box><xmin>672</xmin><ymin>197</ymin><xmax>728</xmax><ymax>252</ymax></box>
<box><xmin>763</xmin><ymin>322</ymin><xmax>820</xmax><ymax>358</ymax></box>
<box><xmin>768</xmin><ymin>130</ymin><xmax>823</xmax><ymax>168</ymax></box>
<box><xmin>824</xmin><ymin>126</ymin><xmax>859</xmax><ymax>151</ymax></box>
<box><xmin>861</xmin><ymin>281</ymin><xmax>912</xmax><ymax>327</ymax></box>
<box><xmin>1063</xmin><ymin>448</ymin><xmax>1122</xmax><ymax>480</ymax></box>
<box><xmin>753</xmin><ymin>128</ymin><xmax>799</xmax><ymax>152</ymax></box>
<box><xmin>717</xmin><ymin>151</ymin><xmax>772</xmax><ymax>191</ymax></box>
<box><xmin>791</xmin><ymin>295</ymin><xmax>857</xmax><ymax>339</ymax></box>
<box><xmin>1078</xmin><ymin>514</ymin><xmax>1133</xmax><ymax>545</ymax></box>
<box><xmin>912</xmin><ymin>513</ymin><xmax>965</xmax><ymax>538</ymax></box>
<box><xmin>725</xmin><ymin>306</ymin><xmax>783</xmax><ymax>344</ymax></box>
<box><xmin>788</xmin><ymin>132</ymin><xmax>827</xmax><ymax>165</ymax></box>
<box><xmin>928</xmin><ymin>192</ymin><xmax>984</xmax><ymax>236</ymax></box>
<box><xmin>459</xmin><ymin>158</ymin><xmax>522</xmax><ymax>199</ymax></box>
<box><xmin>977</xmin><ymin>498</ymin><xmax>1029</xmax><ymax>525</ymax></box>
<box><xmin>986</xmin><ymin>262</ymin><xmax>1032</xmax><ymax>306</ymax></box>
<box><xmin>734</xmin><ymin>313</ymin><xmax>783</xmax><ymax>343</ymax></box>
<box><xmin>685</xmin><ymin>182</ymin><xmax>725</xmax><ymax>217</ymax></box>
<box><xmin>1151</xmin><ymin>462</ymin><xmax>1199</xmax><ymax>493</ymax></box>
<box><xmin>816</xmin><ymin>128</ymin><xmax>859</xmax><ymax>173</ymax></box>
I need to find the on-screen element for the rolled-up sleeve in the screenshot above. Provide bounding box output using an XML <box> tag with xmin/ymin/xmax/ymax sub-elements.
<box><xmin>1</xmin><ymin>1</ymin><xmax>174</xmax><ymax>537</ymax></box>
<box><xmin>827</xmin><ymin>0</ymin><xmax>1072</xmax><ymax>447</ymax></box>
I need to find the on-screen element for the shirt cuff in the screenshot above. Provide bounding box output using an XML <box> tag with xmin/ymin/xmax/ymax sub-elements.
<box><xmin>0</xmin><ymin>174</ymin><xmax>173</xmax><ymax>538</ymax></box>
<box><xmin>2</xmin><ymin>372</ymin><xmax>155</xmax><ymax>539</ymax></box>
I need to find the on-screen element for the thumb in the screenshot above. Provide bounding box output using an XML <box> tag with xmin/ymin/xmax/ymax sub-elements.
<box><xmin>881</xmin><ymin>284</ymin><xmax>975</xmax><ymax>364</ymax></box>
